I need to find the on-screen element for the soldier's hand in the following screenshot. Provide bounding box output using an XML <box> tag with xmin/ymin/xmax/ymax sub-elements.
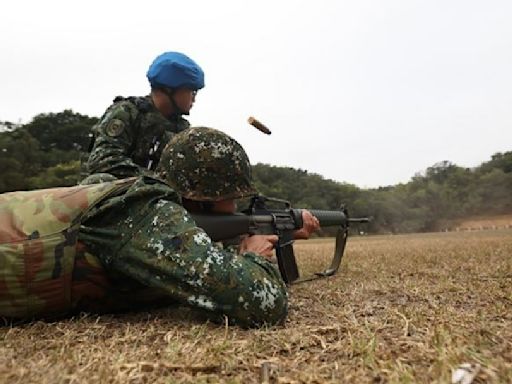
<box><xmin>239</xmin><ymin>235</ymin><xmax>278</xmax><ymax>259</ymax></box>
<box><xmin>294</xmin><ymin>210</ymin><xmax>320</xmax><ymax>240</ymax></box>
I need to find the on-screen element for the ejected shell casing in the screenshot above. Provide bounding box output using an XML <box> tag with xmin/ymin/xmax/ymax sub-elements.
<box><xmin>248</xmin><ymin>116</ymin><xmax>272</xmax><ymax>135</ymax></box>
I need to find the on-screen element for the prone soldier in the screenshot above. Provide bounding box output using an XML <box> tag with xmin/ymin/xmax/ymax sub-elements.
<box><xmin>0</xmin><ymin>127</ymin><xmax>319</xmax><ymax>327</ymax></box>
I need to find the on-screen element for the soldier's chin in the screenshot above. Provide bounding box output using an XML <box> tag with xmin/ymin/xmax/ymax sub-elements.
<box><xmin>180</xmin><ymin>106</ymin><xmax>192</xmax><ymax>115</ymax></box>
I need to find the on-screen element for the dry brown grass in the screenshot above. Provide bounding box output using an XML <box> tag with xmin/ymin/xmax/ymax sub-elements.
<box><xmin>1</xmin><ymin>230</ymin><xmax>511</xmax><ymax>383</ymax></box>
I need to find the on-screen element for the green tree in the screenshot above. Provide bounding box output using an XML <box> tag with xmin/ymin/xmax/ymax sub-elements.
<box><xmin>0</xmin><ymin>110</ymin><xmax>97</xmax><ymax>192</ymax></box>
<box><xmin>23</xmin><ymin>110</ymin><xmax>97</xmax><ymax>152</ymax></box>
<box><xmin>479</xmin><ymin>151</ymin><xmax>512</xmax><ymax>174</ymax></box>
<box><xmin>28</xmin><ymin>161</ymin><xmax>82</xmax><ymax>189</ymax></box>
<box><xmin>0</xmin><ymin>129</ymin><xmax>45</xmax><ymax>192</ymax></box>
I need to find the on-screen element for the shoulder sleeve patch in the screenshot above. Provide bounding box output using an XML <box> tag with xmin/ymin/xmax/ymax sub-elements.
<box><xmin>105</xmin><ymin>119</ymin><xmax>126</xmax><ymax>137</ymax></box>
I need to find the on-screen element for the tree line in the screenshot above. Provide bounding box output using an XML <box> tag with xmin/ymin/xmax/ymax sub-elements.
<box><xmin>1</xmin><ymin>110</ymin><xmax>511</xmax><ymax>234</ymax></box>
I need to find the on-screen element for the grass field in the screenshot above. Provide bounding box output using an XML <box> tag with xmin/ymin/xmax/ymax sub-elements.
<box><xmin>1</xmin><ymin>230</ymin><xmax>511</xmax><ymax>383</ymax></box>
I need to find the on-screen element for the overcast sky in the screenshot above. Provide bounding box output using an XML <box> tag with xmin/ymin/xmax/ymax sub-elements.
<box><xmin>1</xmin><ymin>0</ymin><xmax>511</xmax><ymax>188</ymax></box>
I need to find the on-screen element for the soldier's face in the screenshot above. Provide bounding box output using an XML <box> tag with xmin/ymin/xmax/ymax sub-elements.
<box><xmin>211</xmin><ymin>199</ymin><xmax>237</xmax><ymax>214</ymax></box>
<box><xmin>172</xmin><ymin>88</ymin><xmax>197</xmax><ymax>115</ymax></box>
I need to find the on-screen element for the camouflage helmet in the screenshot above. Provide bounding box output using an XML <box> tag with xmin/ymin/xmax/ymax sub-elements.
<box><xmin>158</xmin><ymin>127</ymin><xmax>257</xmax><ymax>201</ymax></box>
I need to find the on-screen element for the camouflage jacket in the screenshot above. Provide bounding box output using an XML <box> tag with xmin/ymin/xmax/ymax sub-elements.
<box><xmin>85</xmin><ymin>96</ymin><xmax>190</xmax><ymax>178</ymax></box>
<box><xmin>0</xmin><ymin>178</ymin><xmax>288</xmax><ymax>327</ymax></box>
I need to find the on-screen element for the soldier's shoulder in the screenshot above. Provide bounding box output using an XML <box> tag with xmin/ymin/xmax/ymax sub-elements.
<box><xmin>93</xmin><ymin>96</ymin><xmax>148</xmax><ymax>136</ymax></box>
<box><xmin>112</xmin><ymin>96</ymin><xmax>154</xmax><ymax>113</ymax></box>
<box><xmin>107</xmin><ymin>96</ymin><xmax>145</xmax><ymax>115</ymax></box>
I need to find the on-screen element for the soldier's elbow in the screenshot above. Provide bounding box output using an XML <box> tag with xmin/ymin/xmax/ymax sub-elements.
<box><xmin>229</xmin><ymin>281</ymin><xmax>289</xmax><ymax>328</ymax></box>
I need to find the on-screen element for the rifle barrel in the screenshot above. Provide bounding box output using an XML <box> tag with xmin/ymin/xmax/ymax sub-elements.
<box><xmin>191</xmin><ymin>210</ymin><xmax>369</xmax><ymax>243</ymax></box>
<box><xmin>349</xmin><ymin>217</ymin><xmax>370</xmax><ymax>223</ymax></box>
<box><xmin>306</xmin><ymin>209</ymin><xmax>348</xmax><ymax>227</ymax></box>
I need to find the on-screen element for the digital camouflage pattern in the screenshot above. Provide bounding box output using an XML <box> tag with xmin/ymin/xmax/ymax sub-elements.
<box><xmin>80</xmin><ymin>177</ymin><xmax>287</xmax><ymax>327</ymax></box>
<box><xmin>0</xmin><ymin>177</ymin><xmax>288</xmax><ymax>327</ymax></box>
<box><xmin>157</xmin><ymin>127</ymin><xmax>257</xmax><ymax>201</ymax></box>
<box><xmin>86</xmin><ymin>96</ymin><xmax>190</xmax><ymax>178</ymax></box>
<box><xmin>0</xmin><ymin>178</ymin><xmax>135</xmax><ymax>318</ymax></box>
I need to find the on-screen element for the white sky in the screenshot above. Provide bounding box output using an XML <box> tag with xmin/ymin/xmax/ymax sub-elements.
<box><xmin>1</xmin><ymin>0</ymin><xmax>511</xmax><ymax>188</ymax></box>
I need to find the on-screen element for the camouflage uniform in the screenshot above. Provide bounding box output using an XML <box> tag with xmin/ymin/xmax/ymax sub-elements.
<box><xmin>0</xmin><ymin>177</ymin><xmax>288</xmax><ymax>327</ymax></box>
<box><xmin>85</xmin><ymin>96</ymin><xmax>190</xmax><ymax>178</ymax></box>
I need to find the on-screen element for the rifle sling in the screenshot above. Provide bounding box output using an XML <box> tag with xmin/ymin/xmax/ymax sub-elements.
<box><xmin>292</xmin><ymin>226</ymin><xmax>349</xmax><ymax>284</ymax></box>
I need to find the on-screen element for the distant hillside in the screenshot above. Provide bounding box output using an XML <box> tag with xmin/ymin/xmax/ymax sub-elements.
<box><xmin>1</xmin><ymin>110</ymin><xmax>511</xmax><ymax>234</ymax></box>
<box><xmin>252</xmin><ymin>156</ymin><xmax>512</xmax><ymax>233</ymax></box>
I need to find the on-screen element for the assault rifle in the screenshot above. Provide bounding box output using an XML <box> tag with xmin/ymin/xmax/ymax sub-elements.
<box><xmin>191</xmin><ymin>195</ymin><xmax>369</xmax><ymax>284</ymax></box>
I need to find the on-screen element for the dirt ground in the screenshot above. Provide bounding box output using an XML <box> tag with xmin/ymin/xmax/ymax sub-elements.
<box><xmin>1</xmin><ymin>230</ymin><xmax>511</xmax><ymax>383</ymax></box>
